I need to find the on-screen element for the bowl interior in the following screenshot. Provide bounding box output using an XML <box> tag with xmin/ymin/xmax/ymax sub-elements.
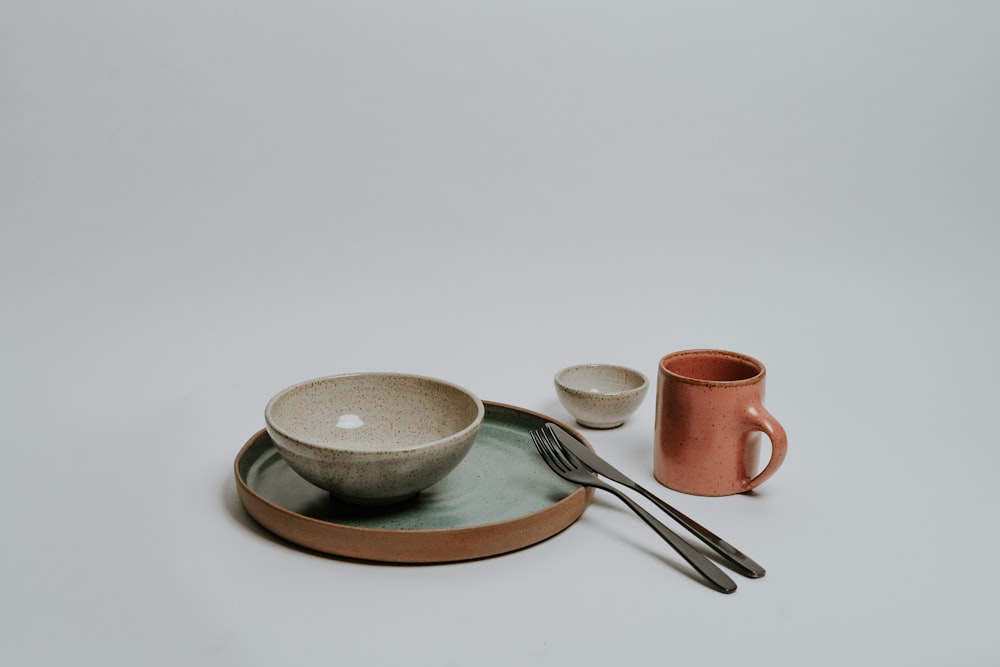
<box><xmin>557</xmin><ymin>365</ymin><xmax>646</xmax><ymax>394</ymax></box>
<box><xmin>266</xmin><ymin>374</ymin><xmax>482</xmax><ymax>451</ymax></box>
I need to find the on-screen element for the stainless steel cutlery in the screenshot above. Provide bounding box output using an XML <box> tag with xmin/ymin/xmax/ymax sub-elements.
<box><xmin>531</xmin><ymin>427</ymin><xmax>738</xmax><ymax>594</ymax></box>
<box><xmin>545</xmin><ymin>423</ymin><xmax>766</xmax><ymax>579</ymax></box>
<box><xmin>532</xmin><ymin>423</ymin><xmax>771</xmax><ymax>593</ymax></box>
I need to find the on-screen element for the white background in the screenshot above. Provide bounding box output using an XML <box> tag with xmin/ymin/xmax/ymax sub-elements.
<box><xmin>3</xmin><ymin>1</ymin><xmax>998</xmax><ymax>664</ymax></box>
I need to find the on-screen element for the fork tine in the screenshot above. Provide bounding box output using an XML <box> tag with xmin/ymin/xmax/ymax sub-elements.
<box><xmin>537</xmin><ymin>427</ymin><xmax>566</xmax><ymax>468</ymax></box>
<box><xmin>530</xmin><ymin>431</ymin><xmax>551</xmax><ymax>468</ymax></box>
<box><xmin>530</xmin><ymin>430</ymin><xmax>555</xmax><ymax>466</ymax></box>
<box><xmin>531</xmin><ymin>429</ymin><xmax>568</xmax><ymax>473</ymax></box>
<box><xmin>539</xmin><ymin>426</ymin><xmax>577</xmax><ymax>470</ymax></box>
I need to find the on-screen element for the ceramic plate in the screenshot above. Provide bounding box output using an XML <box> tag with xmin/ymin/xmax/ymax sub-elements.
<box><xmin>234</xmin><ymin>402</ymin><xmax>595</xmax><ymax>563</ymax></box>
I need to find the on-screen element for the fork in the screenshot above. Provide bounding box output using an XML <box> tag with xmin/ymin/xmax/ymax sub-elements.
<box><xmin>531</xmin><ymin>428</ymin><xmax>737</xmax><ymax>594</ymax></box>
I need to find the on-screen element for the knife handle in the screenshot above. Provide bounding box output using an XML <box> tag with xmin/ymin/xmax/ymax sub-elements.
<box><xmin>630</xmin><ymin>482</ymin><xmax>766</xmax><ymax>578</ymax></box>
<box><xmin>598</xmin><ymin>482</ymin><xmax>737</xmax><ymax>593</ymax></box>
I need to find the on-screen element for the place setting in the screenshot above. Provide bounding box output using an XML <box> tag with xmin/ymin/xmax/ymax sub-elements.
<box><xmin>234</xmin><ymin>349</ymin><xmax>788</xmax><ymax>594</ymax></box>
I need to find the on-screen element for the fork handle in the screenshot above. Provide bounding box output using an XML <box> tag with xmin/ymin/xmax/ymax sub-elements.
<box><xmin>626</xmin><ymin>482</ymin><xmax>766</xmax><ymax>579</ymax></box>
<box><xmin>600</xmin><ymin>485</ymin><xmax>737</xmax><ymax>594</ymax></box>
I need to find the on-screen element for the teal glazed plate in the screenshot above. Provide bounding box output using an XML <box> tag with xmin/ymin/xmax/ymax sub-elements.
<box><xmin>235</xmin><ymin>402</ymin><xmax>595</xmax><ymax>563</ymax></box>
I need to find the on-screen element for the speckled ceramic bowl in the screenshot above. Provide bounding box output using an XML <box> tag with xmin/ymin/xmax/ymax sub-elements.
<box><xmin>554</xmin><ymin>364</ymin><xmax>649</xmax><ymax>429</ymax></box>
<box><xmin>264</xmin><ymin>373</ymin><xmax>485</xmax><ymax>505</ymax></box>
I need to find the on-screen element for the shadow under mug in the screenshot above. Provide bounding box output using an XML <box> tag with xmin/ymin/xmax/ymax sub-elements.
<box><xmin>653</xmin><ymin>349</ymin><xmax>787</xmax><ymax>496</ymax></box>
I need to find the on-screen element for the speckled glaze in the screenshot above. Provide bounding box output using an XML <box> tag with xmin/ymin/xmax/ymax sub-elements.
<box><xmin>554</xmin><ymin>364</ymin><xmax>649</xmax><ymax>429</ymax></box>
<box><xmin>264</xmin><ymin>373</ymin><xmax>484</xmax><ymax>505</ymax></box>
<box><xmin>653</xmin><ymin>350</ymin><xmax>787</xmax><ymax>496</ymax></box>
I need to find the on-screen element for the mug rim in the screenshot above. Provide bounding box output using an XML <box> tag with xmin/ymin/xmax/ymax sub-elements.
<box><xmin>658</xmin><ymin>349</ymin><xmax>765</xmax><ymax>387</ymax></box>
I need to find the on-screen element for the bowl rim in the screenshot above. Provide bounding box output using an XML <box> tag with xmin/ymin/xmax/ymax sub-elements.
<box><xmin>554</xmin><ymin>363</ymin><xmax>649</xmax><ymax>397</ymax></box>
<box><xmin>264</xmin><ymin>372</ymin><xmax>485</xmax><ymax>454</ymax></box>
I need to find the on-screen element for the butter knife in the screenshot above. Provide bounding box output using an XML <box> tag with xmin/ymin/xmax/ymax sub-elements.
<box><xmin>546</xmin><ymin>423</ymin><xmax>766</xmax><ymax>578</ymax></box>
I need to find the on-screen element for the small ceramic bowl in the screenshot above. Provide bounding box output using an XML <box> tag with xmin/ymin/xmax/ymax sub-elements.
<box><xmin>554</xmin><ymin>364</ymin><xmax>649</xmax><ymax>429</ymax></box>
<box><xmin>265</xmin><ymin>373</ymin><xmax>485</xmax><ymax>505</ymax></box>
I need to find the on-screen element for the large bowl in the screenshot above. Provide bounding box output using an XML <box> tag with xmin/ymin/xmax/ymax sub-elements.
<box><xmin>264</xmin><ymin>373</ymin><xmax>485</xmax><ymax>505</ymax></box>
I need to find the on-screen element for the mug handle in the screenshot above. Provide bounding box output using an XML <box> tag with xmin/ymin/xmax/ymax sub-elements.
<box><xmin>742</xmin><ymin>404</ymin><xmax>788</xmax><ymax>492</ymax></box>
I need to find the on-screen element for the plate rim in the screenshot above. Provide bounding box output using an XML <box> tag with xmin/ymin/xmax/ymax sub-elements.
<box><xmin>233</xmin><ymin>400</ymin><xmax>595</xmax><ymax>563</ymax></box>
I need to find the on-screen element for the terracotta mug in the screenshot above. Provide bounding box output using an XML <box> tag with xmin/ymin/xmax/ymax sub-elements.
<box><xmin>654</xmin><ymin>349</ymin><xmax>787</xmax><ymax>496</ymax></box>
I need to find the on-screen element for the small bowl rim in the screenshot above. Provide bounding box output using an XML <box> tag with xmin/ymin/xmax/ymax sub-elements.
<box><xmin>554</xmin><ymin>363</ymin><xmax>649</xmax><ymax>398</ymax></box>
<box><xmin>264</xmin><ymin>372</ymin><xmax>485</xmax><ymax>455</ymax></box>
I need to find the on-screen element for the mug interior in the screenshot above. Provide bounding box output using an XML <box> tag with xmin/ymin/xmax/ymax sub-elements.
<box><xmin>661</xmin><ymin>351</ymin><xmax>763</xmax><ymax>383</ymax></box>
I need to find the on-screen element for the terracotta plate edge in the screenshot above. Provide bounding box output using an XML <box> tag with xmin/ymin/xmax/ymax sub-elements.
<box><xmin>233</xmin><ymin>401</ymin><xmax>595</xmax><ymax>563</ymax></box>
